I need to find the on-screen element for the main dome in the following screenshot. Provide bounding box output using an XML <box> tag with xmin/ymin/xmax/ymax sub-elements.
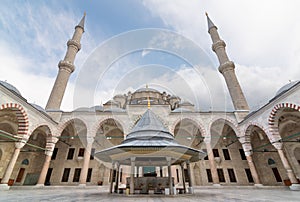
<box><xmin>134</xmin><ymin>87</ymin><xmax>160</xmax><ymax>93</ymax></box>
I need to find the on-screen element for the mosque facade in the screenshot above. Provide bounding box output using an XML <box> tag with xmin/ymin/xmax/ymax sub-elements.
<box><xmin>0</xmin><ymin>13</ymin><xmax>299</xmax><ymax>191</ymax></box>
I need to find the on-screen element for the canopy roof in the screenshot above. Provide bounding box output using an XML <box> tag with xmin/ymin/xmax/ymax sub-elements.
<box><xmin>95</xmin><ymin>109</ymin><xmax>206</xmax><ymax>165</ymax></box>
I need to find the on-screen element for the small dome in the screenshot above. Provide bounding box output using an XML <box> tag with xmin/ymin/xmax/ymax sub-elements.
<box><xmin>104</xmin><ymin>108</ymin><xmax>126</xmax><ymax>113</ymax></box>
<box><xmin>0</xmin><ymin>81</ymin><xmax>21</xmax><ymax>95</ymax></box>
<box><xmin>74</xmin><ymin>107</ymin><xmax>92</xmax><ymax>112</ymax></box>
<box><xmin>172</xmin><ymin>108</ymin><xmax>192</xmax><ymax>113</ymax></box>
<box><xmin>31</xmin><ymin>103</ymin><xmax>46</xmax><ymax>113</ymax></box>
<box><xmin>104</xmin><ymin>100</ymin><xmax>120</xmax><ymax>106</ymax></box>
<box><xmin>113</xmin><ymin>94</ymin><xmax>126</xmax><ymax>98</ymax></box>
<box><xmin>179</xmin><ymin>100</ymin><xmax>194</xmax><ymax>106</ymax></box>
<box><xmin>169</xmin><ymin>95</ymin><xmax>180</xmax><ymax>99</ymax></box>
<box><xmin>134</xmin><ymin>87</ymin><xmax>160</xmax><ymax>93</ymax></box>
<box><xmin>275</xmin><ymin>81</ymin><xmax>299</xmax><ymax>96</ymax></box>
<box><xmin>90</xmin><ymin>105</ymin><xmax>103</xmax><ymax>112</ymax></box>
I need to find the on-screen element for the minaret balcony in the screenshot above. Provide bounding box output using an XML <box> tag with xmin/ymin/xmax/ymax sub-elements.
<box><xmin>218</xmin><ymin>61</ymin><xmax>235</xmax><ymax>73</ymax></box>
<box><xmin>67</xmin><ymin>39</ymin><xmax>81</xmax><ymax>51</ymax></box>
<box><xmin>212</xmin><ymin>40</ymin><xmax>226</xmax><ymax>52</ymax></box>
<box><xmin>58</xmin><ymin>60</ymin><xmax>75</xmax><ymax>73</ymax></box>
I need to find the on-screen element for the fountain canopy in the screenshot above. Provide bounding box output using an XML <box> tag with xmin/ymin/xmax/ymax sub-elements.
<box><xmin>95</xmin><ymin>109</ymin><xmax>206</xmax><ymax>166</ymax></box>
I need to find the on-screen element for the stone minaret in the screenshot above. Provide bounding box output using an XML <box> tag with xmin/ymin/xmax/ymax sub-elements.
<box><xmin>45</xmin><ymin>13</ymin><xmax>86</xmax><ymax>110</ymax></box>
<box><xmin>206</xmin><ymin>13</ymin><xmax>249</xmax><ymax>111</ymax></box>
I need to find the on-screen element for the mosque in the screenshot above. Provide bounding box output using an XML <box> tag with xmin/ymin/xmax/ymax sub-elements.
<box><xmin>0</xmin><ymin>13</ymin><xmax>299</xmax><ymax>193</ymax></box>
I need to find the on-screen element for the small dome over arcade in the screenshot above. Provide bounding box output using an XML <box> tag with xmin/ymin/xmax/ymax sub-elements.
<box><xmin>31</xmin><ymin>103</ymin><xmax>46</xmax><ymax>113</ymax></box>
<box><xmin>275</xmin><ymin>80</ymin><xmax>299</xmax><ymax>96</ymax></box>
<box><xmin>0</xmin><ymin>80</ymin><xmax>21</xmax><ymax>95</ymax></box>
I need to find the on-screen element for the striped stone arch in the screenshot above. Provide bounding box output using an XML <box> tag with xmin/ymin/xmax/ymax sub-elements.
<box><xmin>268</xmin><ymin>102</ymin><xmax>300</xmax><ymax>138</ymax></box>
<box><xmin>28</xmin><ymin>124</ymin><xmax>54</xmax><ymax>152</ymax></box>
<box><xmin>27</xmin><ymin>123</ymin><xmax>54</xmax><ymax>137</ymax></box>
<box><xmin>91</xmin><ymin>116</ymin><xmax>126</xmax><ymax>138</ymax></box>
<box><xmin>170</xmin><ymin>117</ymin><xmax>207</xmax><ymax>137</ymax></box>
<box><xmin>243</xmin><ymin>122</ymin><xmax>270</xmax><ymax>143</ymax></box>
<box><xmin>0</xmin><ymin>103</ymin><xmax>29</xmax><ymax>137</ymax></box>
<box><xmin>57</xmin><ymin>118</ymin><xmax>88</xmax><ymax>136</ymax></box>
<box><xmin>208</xmin><ymin>117</ymin><xmax>240</xmax><ymax>136</ymax></box>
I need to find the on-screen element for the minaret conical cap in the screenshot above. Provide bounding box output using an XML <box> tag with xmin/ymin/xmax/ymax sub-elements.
<box><xmin>76</xmin><ymin>12</ymin><xmax>86</xmax><ymax>31</ymax></box>
<box><xmin>205</xmin><ymin>12</ymin><xmax>217</xmax><ymax>31</ymax></box>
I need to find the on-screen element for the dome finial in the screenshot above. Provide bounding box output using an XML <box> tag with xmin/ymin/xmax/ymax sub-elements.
<box><xmin>147</xmin><ymin>96</ymin><xmax>151</xmax><ymax>109</ymax></box>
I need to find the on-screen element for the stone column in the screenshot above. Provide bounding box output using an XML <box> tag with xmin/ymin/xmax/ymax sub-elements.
<box><xmin>180</xmin><ymin>163</ymin><xmax>186</xmax><ymax>194</ymax></box>
<box><xmin>205</xmin><ymin>141</ymin><xmax>220</xmax><ymax>185</ymax></box>
<box><xmin>36</xmin><ymin>155</ymin><xmax>52</xmax><ymax>186</ymax></box>
<box><xmin>109</xmin><ymin>162</ymin><xmax>115</xmax><ymax>193</ymax></box>
<box><xmin>0</xmin><ymin>141</ymin><xmax>25</xmax><ymax>186</ymax></box>
<box><xmin>186</xmin><ymin>161</ymin><xmax>193</xmax><ymax>194</ymax></box>
<box><xmin>136</xmin><ymin>166</ymin><xmax>139</xmax><ymax>177</ymax></box>
<box><xmin>36</xmin><ymin>137</ymin><xmax>58</xmax><ymax>186</ymax></box>
<box><xmin>167</xmin><ymin>157</ymin><xmax>173</xmax><ymax>195</ymax></box>
<box><xmin>273</xmin><ymin>142</ymin><xmax>300</xmax><ymax>190</ymax></box>
<box><xmin>114</xmin><ymin>163</ymin><xmax>120</xmax><ymax>193</ymax></box>
<box><xmin>246</xmin><ymin>155</ymin><xmax>262</xmax><ymax>185</ymax></box>
<box><xmin>79</xmin><ymin>138</ymin><xmax>93</xmax><ymax>186</ymax></box>
<box><xmin>273</xmin><ymin>143</ymin><xmax>298</xmax><ymax>183</ymax></box>
<box><xmin>130</xmin><ymin>157</ymin><xmax>135</xmax><ymax>194</ymax></box>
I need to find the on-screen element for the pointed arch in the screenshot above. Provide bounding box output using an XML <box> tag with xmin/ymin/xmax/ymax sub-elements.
<box><xmin>209</xmin><ymin>117</ymin><xmax>240</xmax><ymax>137</ymax></box>
<box><xmin>0</xmin><ymin>103</ymin><xmax>29</xmax><ymax>137</ymax></box>
<box><xmin>57</xmin><ymin>118</ymin><xmax>88</xmax><ymax>136</ymax></box>
<box><xmin>243</xmin><ymin>123</ymin><xmax>270</xmax><ymax>144</ymax></box>
<box><xmin>170</xmin><ymin>117</ymin><xmax>206</xmax><ymax>137</ymax></box>
<box><xmin>91</xmin><ymin>116</ymin><xmax>125</xmax><ymax>138</ymax></box>
<box><xmin>268</xmin><ymin>103</ymin><xmax>300</xmax><ymax>140</ymax></box>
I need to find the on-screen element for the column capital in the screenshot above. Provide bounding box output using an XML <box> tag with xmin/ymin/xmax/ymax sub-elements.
<box><xmin>244</xmin><ymin>151</ymin><xmax>252</xmax><ymax>157</ymax></box>
<box><xmin>272</xmin><ymin>142</ymin><xmax>283</xmax><ymax>150</ymax></box>
<box><xmin>204</xmin><ymin>137</ymin><xmax>211</xmax><ymax>144</ymax></box>
<box><xmin>86</xmin><ymin>136</ymin><xmax>94</xmax><ymax>145</ymax></box>
<box><xmin>15</xmin><ymin>141</ymin><xmax>26</xmax><ymax>149</ymax></box>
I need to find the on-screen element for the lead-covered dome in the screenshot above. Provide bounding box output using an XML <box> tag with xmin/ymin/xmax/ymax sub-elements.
<box><xmin>134</xmin><ymin>87</ymin><xmax>160</xmax><ymax>93</ymax></box>
<box><xmin>0</xmin><ymin>81</ymin><xmax>21</xmax><ymax>95</ymax></box>
<box><xmin>275</xmin><ymin>81</ymin><xmax>299</xmax><ymax>96</ymax></box>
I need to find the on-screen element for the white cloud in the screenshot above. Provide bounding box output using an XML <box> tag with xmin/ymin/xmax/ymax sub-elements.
<box><xmin>2</xmin><ymin>1</ymin><xmax>300</xmax><ymax>112</ymax></box>
<box><xmin>142</xmin><ymin>0</ymin><xmax>300</xmax><ymax>110</ymax></box>
<box><xmin>0</xmin><ymin>1</ymin><xmax>97</xmax><ymax>111</ymax></box>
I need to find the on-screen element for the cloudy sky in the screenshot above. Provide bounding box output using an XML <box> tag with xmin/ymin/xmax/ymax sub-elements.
<box><xmin>1</xmin><ymin>0</ymin><xmax>299</xmax><ymax>111</ymax></box>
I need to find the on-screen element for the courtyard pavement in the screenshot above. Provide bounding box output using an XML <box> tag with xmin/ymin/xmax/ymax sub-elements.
<box><xmin>0</xmin><ymin>186</ymin><xmax>299</xmax><ymax>202</ymax></box>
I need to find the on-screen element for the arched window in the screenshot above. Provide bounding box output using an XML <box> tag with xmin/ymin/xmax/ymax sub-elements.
<box><xmin>21</xmin><ymin>159</ymin><xmax>29</xmax><ymax>165</ymax></box>
<box><xmin>267</xmin><ymin>158</ymin><xmax>276</xmax><ymax>166</ymax></box>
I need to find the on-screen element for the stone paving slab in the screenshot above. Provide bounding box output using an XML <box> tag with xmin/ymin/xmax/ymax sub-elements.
<box><xmin>0</xmin><ymin>186</ymin><xmax>299</xmax><ymax>202</ymax></box>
